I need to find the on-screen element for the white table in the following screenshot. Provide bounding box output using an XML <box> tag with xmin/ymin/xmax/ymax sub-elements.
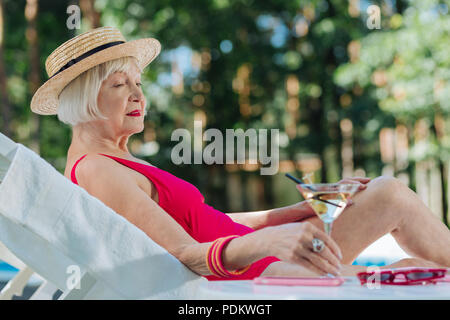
<box><xmin>197</xmin><ymin>277</ymin><xmax>450</xmax><ymax>300</ymax></box>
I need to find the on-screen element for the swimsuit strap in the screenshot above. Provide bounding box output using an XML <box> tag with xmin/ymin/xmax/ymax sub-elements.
<box><xmin>70</xmin><ymin>154</ymin><xmax>88</xmax><ymax>184</ymax></box>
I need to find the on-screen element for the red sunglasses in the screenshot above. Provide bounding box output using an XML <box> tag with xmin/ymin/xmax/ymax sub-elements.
<box><xmin>357</xmin><ymin>267</ymin><xmax>447</xmax><ymax>286</ymax></box>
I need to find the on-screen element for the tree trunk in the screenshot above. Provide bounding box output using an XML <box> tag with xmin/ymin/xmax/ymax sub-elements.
<box><xmin>0</xmin><ymin>0</ymin><xmax>11</xmax><ymax>138</ymax></box>
<box><xmin>433</xmin><ymin>114</ymin><xmax>449</xmax><ymax>226</ymax></box>
<box><xmin>25</xmin><ymin>0</ymin><xmax>41</xmax><ymax>154</ymax></box>
<box><xmin>80</xmin><ymin>0</ymin><xmax>101</xmax><ymax>29</ymax></box>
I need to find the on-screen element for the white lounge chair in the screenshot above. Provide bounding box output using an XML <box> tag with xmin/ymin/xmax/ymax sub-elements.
<box><xmin>0</xmin><ymin>132</ymin><xmax>206</xmax><ymax>300</ymax></box>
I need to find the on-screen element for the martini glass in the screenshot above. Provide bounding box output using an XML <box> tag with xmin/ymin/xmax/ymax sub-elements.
<box><xmin>296</xmin><ymin>182</ymin><xmax>359</xmax><ymax>236</ymax></box>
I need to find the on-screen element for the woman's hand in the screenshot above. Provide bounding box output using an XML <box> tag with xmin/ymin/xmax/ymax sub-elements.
<box><xmin>337</xmin><ymin>177</ymin><xmax>371</xmax><ymax>206</ymax></box>
<box><xmin>337</xmin><ymin>176</ymin><xmax>371</xmax><ymax>191</ymax></box>
<box><xmin>262</xmin><ymin>221</ymin><xmax>343</xmax><ymax>276</ymax></box>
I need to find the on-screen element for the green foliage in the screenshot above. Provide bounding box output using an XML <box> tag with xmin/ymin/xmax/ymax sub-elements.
<box><xmin>335</xmin><ymin>0</ymin><xmax>450</xmax><ymax>163</ymax></box>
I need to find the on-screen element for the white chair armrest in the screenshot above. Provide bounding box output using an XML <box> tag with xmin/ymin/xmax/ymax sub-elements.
<box><xmin>0</xmin><ymin>133</ymin><xmax>17</xmax><ymax>182</ymax></box>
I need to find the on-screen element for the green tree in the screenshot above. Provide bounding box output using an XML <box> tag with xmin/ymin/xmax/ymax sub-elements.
<box><xmin>335</xmin><ymin>0</ymin><xmax>450</xmax><ymax>223</ymax></box>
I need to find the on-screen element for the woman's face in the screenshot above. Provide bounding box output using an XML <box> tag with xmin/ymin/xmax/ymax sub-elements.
<box><xmin>96</xmin><ymin>61</ymin><xmax>146</xmax><ymax>137</ymax></box>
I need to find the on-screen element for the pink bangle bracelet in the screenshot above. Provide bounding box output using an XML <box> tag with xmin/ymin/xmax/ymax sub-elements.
<box><xmin>206</xmin><ymin>235</ymin><xmax>251</xmax><ymax>278</ymax></box>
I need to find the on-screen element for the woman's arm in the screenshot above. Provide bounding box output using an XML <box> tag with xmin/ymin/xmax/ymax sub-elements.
<box><xmin>226</xmin><ymin>201</ymin><xmax>315</xmax><ymax>230</ymax></box>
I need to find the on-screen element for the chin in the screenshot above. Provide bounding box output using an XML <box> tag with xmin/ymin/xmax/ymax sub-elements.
<box><xmin>125</xmin><ymin>125</ymin><xmax>144</xmax><ymax>136</ymax></box>
<box><xmin>134</xmin><ymin>124</ymin><xmax>145</xmax><ymax>134</ymax></box>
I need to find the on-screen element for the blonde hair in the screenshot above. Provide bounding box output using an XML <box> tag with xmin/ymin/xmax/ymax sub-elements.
<box><xmin>57</xmin><ymin>56</ymin><xmax>142</xmax><ymax>126</ymax></box>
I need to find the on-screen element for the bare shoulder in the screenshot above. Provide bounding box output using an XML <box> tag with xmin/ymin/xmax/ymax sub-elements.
<box><xmin>75</xmin><ymin>153</ymin><xmax>135</xmax><ymax>189</ymax></box>
<box><xmin>74</xmin><ymin>154</ymin><xmax>161</xmax><ymax>221</ymax></box>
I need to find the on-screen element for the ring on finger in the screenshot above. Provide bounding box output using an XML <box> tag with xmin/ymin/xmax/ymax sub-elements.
<box><xmin>312</xmin><ymin>238</ymin><xmax>325</xmax><ymax>253</ymax></box>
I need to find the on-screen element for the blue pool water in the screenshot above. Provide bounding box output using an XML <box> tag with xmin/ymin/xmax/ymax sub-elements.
<box><xmin>0</xmin><ymin>261</ymin><xmax>18</xmax><ymax>272</ymax></box>
<box><xmin>352</xmin><ymin>258</ymin><xmax>387</xmax><ymax>267</ymax></box>
<box><xmin>0</xmin><ymin>261</ymin><xmax>19</xmax><ymax>282</ymax></box>
<box><xmin>0</xmin><ymin>260</ymin><xmax>44</xmax><ymax>287</ymax></box>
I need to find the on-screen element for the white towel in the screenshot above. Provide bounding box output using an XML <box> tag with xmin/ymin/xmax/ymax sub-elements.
<box><xmin>0</xmin><ymin>142</ymin><xmax>206</xmax><ymax>299</ymax></box>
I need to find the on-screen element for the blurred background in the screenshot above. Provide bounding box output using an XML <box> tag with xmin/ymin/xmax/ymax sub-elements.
<box><xmin>0</xmin><ymin>0</ymin><xmax>449</xmax><ymax>297</ymax></box>
<box><xmin>0</xmin><ymin>0</ymin><xmax>449</xmax><ymax>222</ymax></box>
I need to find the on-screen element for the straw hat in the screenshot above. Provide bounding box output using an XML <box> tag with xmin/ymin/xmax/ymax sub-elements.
<box><xmin>31</xmin><ymin>26</ymin><xmax>161</xmax><ymax>115</ymax></box>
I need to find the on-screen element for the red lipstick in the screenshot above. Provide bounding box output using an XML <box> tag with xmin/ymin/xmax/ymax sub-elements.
<box><xmin>126</xmin><ymin>109</ymin><xmax>141</xmax><ymax>117</ymax></box>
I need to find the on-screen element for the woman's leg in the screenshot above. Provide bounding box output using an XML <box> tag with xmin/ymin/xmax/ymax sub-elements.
<box><xmin>302</xmin><ymin>176</ymin><xmax>450</xmax><ymax>268</ymax></box>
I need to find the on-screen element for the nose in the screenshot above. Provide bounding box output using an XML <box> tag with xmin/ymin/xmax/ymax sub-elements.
<box><xmin>129</xmin><ymin>83</ymin><xmax>144</xmax><ymax>103</ymax></box>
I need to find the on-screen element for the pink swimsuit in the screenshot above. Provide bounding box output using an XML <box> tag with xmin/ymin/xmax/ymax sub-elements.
<box><xmin>70</xmin><ymin>153</ymin><xmax>279</xmax><ymax>280</ymax></box>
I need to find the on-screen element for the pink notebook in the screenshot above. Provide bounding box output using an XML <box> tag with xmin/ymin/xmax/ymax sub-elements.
<box><xmin>253</xmin><ymin>276</ymin><xmax>344</xmax><ymax>286</ymax></box>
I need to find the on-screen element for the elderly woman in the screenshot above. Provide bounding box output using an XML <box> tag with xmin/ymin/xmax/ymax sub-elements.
<box><xmin>31</xmin><ymin>27</ymin><xmax>450</xmax><ymax>281</ymax></box>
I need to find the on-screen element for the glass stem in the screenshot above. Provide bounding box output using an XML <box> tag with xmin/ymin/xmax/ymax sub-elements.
<box><xmin>324</xmin><ymin>222</ymin><xmax>332</xmax><ymax>236</ymax></box>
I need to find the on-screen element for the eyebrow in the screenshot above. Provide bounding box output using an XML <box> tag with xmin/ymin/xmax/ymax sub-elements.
<box><xmin>111</xmin><ymin>71</ymin><xmax>141</xmax><ymax>81</ymax></box>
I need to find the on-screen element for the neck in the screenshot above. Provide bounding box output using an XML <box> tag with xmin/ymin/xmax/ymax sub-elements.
<box><xmin>69</xmin><ymin>122</ymin><xmax>131</xmax><ymax>157</ymax></box>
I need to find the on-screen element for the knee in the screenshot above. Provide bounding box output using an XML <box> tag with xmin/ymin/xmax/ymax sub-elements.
<box><xmin>366</xmin><ymin>176</ymin><xmax>408</xmax><ymax>206</ymax></box>
<box><xmin>368</xmin><ymin>176</ymin><xmax>406</xmax><ymax>197</ymax></box>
